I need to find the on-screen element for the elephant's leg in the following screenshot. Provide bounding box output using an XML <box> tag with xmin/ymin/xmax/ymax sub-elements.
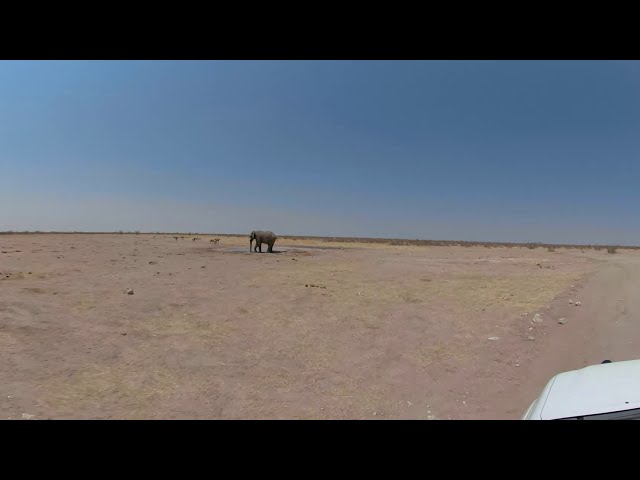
<box><xmin>267</xmin><ymin>241</ymin><xmax>274</xmax><ymax>253</ymax></box>
<box><xmin>258</xmin><ymin>243</ymin><xmax>262</xmax><ymax>253</ymax></box>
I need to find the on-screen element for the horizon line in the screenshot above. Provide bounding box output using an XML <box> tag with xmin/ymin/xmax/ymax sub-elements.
<box><xmin>0</xmin><ymin>230</ymin><xmax>636</xmax><ymax>249</ymax></box>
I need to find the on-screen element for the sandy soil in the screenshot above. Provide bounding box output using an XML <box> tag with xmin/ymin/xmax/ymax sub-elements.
<box><xmin>1</xmin><ymin>233</ymin><xmax>637</xmax><ymax>419</ymax></box>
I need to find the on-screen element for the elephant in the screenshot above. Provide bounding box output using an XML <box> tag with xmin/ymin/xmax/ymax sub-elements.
<box><xmin>250</xmin><ymin>230</ymin><xmax>277</xmax><ymax>253</ymax></box>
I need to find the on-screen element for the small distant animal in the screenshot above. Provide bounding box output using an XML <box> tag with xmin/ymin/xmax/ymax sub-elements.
<box><xmin>210</xmin><ymin>238</ymin><xmax>220</xmax><ymax>244</ymax></box>
<box><xmin>174</xmin><ymin>236</ymin><xmax>178</xmax><ymax>241</ymax></box>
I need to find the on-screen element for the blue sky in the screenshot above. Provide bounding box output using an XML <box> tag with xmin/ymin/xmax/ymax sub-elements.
<box><xmin>1</xmin><ymin>60</ymin><xmax>640</xmax><ymax>244</ymax></box>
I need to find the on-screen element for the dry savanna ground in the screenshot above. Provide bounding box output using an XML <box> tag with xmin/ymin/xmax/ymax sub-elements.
<box><xmin>0</xmin><ymin>233</ymin><xmax>627</xmax><ymax>419</ymax></box>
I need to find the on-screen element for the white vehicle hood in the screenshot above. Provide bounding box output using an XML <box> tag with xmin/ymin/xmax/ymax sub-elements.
<box><xmin>537</xmin><ymin>359</ymin><xmax>640</xmax><ymax>420</ymax></box>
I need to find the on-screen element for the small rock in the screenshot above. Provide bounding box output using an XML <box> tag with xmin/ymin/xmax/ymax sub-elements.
<box><xmin>201</xmin><ymin>266</ymin><xmax>206</xmax><ymax>268</ymax></box>
<box><xmin>558</xmin><ymin>318</ymin><xmax>567</xmax><ymax>325</ymax></box>
<box><xmin>21</xmin><ymin>413</ymin><xmax>35</xmax><ymax>420</ymax></box>
<box><xmin>305</xmin><ymin>284</ymin><xmax>309</xmax><ymax>287</ymax></box>
<box><xmin>515</xmin><ymin>364</ymin><xmax>520</xmax><ymax>367</ymax></box>
<box><xmin>373</xmin><ymin>412</ymin><xmax>377</xmax><ymax>416</ymax></box>
<box><xmin>125</xmin><ymin>288</ymin><xmax>134</xmax><ymax>295</ymax></box>
<box><xmin>569</xmin><ymin>299</ymin><xmax>574</xmax><ymax>305</ymax></box>
<box><xmin>527</xmin><ymin>335</ymin><xmax>535</xmax><ymax>341</ymax></box>
<box><xmin>121</xmin><ymin>332</ymin><xmax>127</xmax><ymax>336</ymax></box>
<box><xmin>462</xmin><ymin>401</ymin><xmax>466</xmax><ymax>405</ymax></box>
<box><xmin>575</xmin><ymin>301</ymin><xmax>581</xmax><ymax>306</ymax></box>
<box><xmin>532</xmin><ymin>313</ymin><xmax>543</xmax><ymax>324</ymax></box>
<box><xmin>488</xmin><ymin>336</ymin><xmax>500</xmax><ymax>341</ymax></box>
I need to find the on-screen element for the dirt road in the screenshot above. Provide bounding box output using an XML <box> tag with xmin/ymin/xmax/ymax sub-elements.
<box><xmin>506</xmin><ymin>254</ymin><xmax>640</xmax><ymax>418</ymax></box>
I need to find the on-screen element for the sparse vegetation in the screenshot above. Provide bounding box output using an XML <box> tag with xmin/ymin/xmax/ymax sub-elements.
<box><xmin>608</xmin><ymin>247</ymin><xmax>617</xmax><ymax>254</ymax></box>
<box><xmin>547</xmin><ymin>246</ymin><xmax>555</xmax><ymax>252</ymax></box>
<box><xmin>0</xmin><ymin>231</ymin><xmax>637</xmax><ymax>253</ymax></box>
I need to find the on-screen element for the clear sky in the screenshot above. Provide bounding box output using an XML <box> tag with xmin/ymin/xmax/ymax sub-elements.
<box><xmin>2</xmin><ymin>60</ymin><xmax>640</xmax><ymax>244</ymax></box>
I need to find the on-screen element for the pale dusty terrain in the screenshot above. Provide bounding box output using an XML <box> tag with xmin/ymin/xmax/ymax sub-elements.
<box><xmin>1</xmin><ymin>234</ymin><xmax>639</xmax><ymax>419</ymax></box>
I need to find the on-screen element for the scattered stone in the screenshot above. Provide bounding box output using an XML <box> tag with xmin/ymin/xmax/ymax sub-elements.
<box><xmin>201</xmin><ymin>266</ymin><xmax>206</xmax><ymax>268</ymax></box>
<box><xmin>291</xmin><ymin>258</ymin><xmax>297</xmax><ymax>261</ymax></box>
<box><xmin>527</xmin><ymin>335</ymin><xmax>535</xmax><ymax>341</ymax></box>
<box><xmin>532</xmin><ymin>313</ymin><xmax>543</xmax><ymax>324</ymax></box>
<box><xmin>121</xmin><ymin>332</ymin><xmax>127</xmax><ymax>336</ymax></box>
<box><xmin>28</xmin><ymin>272</ymin><xmax>32</xmax><ymax>275</ymax></box>
<box><xmin>575</xmin><ymin>301</ymin><xmax>581</xmax><ymax>306</ymax></box>
<box><xmin>515</xmin><ymin>364</ymin><xmax>520</xmax><ymax>367</ymax></box>
<box><xmin>569</xmin><ymin>299</ymin><xmax>574</xmax><ymax>305</ymax></box>
<box><xmin>21</xmin><ymin>413</ymin><xmax>35</xmax><ymax>420</ymax></box>
<box><xmin>148</xmin><ymin>261</ymin><xmax>157</xmax><ymax>265</ymax></box>
<box><xmin>488</xmin><ymin>336</ymin><xmax>500</xmax><ymax>341</ymax></box>
<box><xmin>558</xmin><ymin>318</ymin><xmax>567</xmax><ymax>325</ymax></box>
<box><xmin>125</xmin><ymin>288</ymin><xmax>134</xmax><ymax>295</ymax></box>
